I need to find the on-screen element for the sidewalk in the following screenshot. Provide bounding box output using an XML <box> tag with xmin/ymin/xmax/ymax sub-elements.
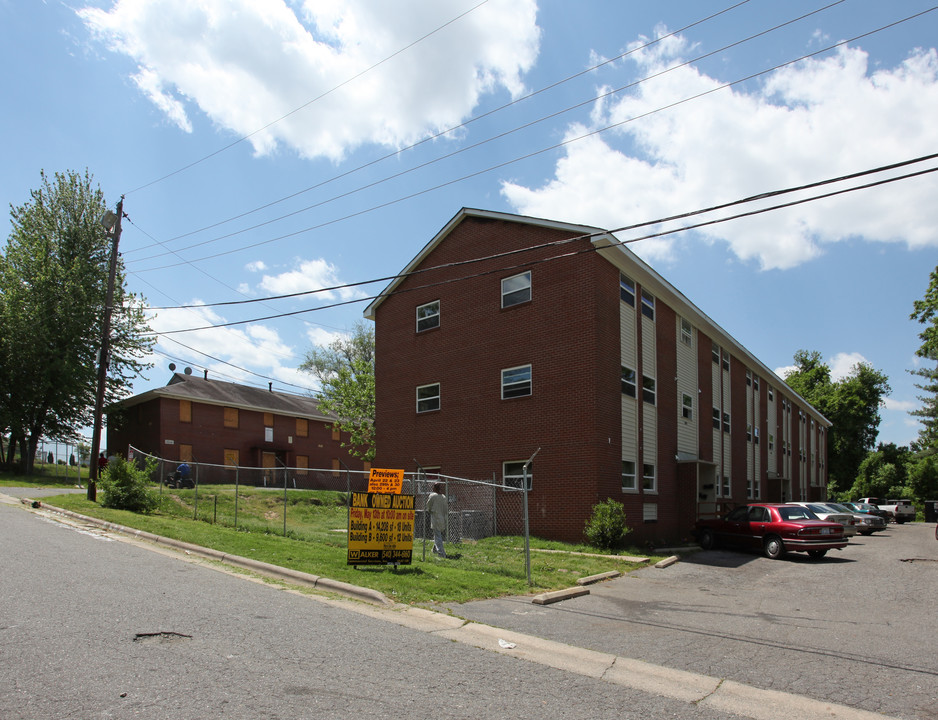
<box><xmin>5</xmin><ymin>492</ymin><xmax>903</xmax><ymax>720</ymax></box>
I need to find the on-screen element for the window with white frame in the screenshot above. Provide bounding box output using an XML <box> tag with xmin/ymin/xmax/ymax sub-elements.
<box><xmin>416</xmin><ymin>300</ymin><xmax>440</xmax><ymax>332</ymax></box>
<box><xmin>723</xmin><ymin>411</ymin><xmax>730</xmax><ymax>433</ymax></box>
<box><xmin>264</xmin><ymin>426</ymin><xmax>273</xmax><ymax>442</ymax></box>
<box><xmin>642</xmin><ymin>463</ymin><xmax>657</xmax><ymax>492</ymax></box>
<box><xmin>680</xmin><ymin>317</ymin><xmax>692</xmax><ymax>346</ymax></box>
<box><xmin>622</xmin><ymin>461</ymin><xmax>637</xmax><ymax>491</ymax></box>
<box><xmin>722</xmin><ymin>351</ymin><xmax>730</xmax><ymax>372</ymax></box>
<box><xmin>642</xmin><ymin>375</ymin><xmax>656</xmax><ymax>405</ymax></box>
<box><xmin>641</xmin><ymin>289</ymin><xmax>655</xmax><ymax>320</ymax></box>
<box><xmin>503</xmin><ymin>461</ymin><xmax>532</xmax><ymax>490</ymax></box>
<box><xmin>501</xmin><ymin>271</ymin><xmax>531</xmax><ymax>308</ymax></box>
<box><xmin>768</xmin><ymin>433</ymin><xmax>774</xmax><ymax>451</ymax></box>
<box><xmin>768</xmin><ymin>386</ymin><xmax>774</xmax><ymax>401</ymax></box>
<box><xmin>754</xmin><ymin>427</ymin><xmax>760</xmax><ymax>444</ymax></box>
<box><xmin>621</xmin><ymin>366</ymin><xmax>637</xmax><ymax>398</ymax></box>
<box><xmin>620</xmin><ymin>274</ymin><xmax>635</xmax><ymax>306</ymax></box>
<box><xmin>746</xmin><ymin>424</ymin><xmax>752</xmax><ymax>442</ymax></box>
<box><xmin>416</xmin><ymin>383</ymin><xmax>441</xmax><ymax>413</ymax></box>
<box><xmin>722</xmin><ymin>474</ymin><xmax>730</xmax><ymax>496</ymax></box>
<box><xmin>501</xmin><ymin>365</ymin><xmax>532</xmax><ymax>399</ymax></box>
<box><xmin>712</xmin><ymin>342</ymin><xmax>720</xmax><ymax>364</ymax></box>
<box><xmin>712</xmin><ymin>407</ymin><xmax>720</xmax><ymax>429</ymax></box>
<box><xmin>682</xmin><ymin>392</ymin><xmax>693</xmax><ymax>420</ymax></box>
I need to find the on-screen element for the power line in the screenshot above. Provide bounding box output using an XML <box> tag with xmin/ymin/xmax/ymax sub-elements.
<box><xmin>142</xmin><ymin>151</ymin><xmax>938</xmax><ymax>311</ymax></box>
<box><xmin>123</xmin><ymin>0</ymin><xmax>755</xmax><ymax>254</ymax></box>
<box><xmin>146</xmin><ymin>155</ymin><xmax>938</xmax><ymax>335</ymax></box>
<box><xmin>127</xmin><ymin>6</ymin><xmax>936</xmax><ymax>273</ymax></box>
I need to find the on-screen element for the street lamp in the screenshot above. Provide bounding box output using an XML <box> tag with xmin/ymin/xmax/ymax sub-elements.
<box><xmin>87</xmin><ymin>197</ymin><xmax>124</xmax><ymax>502</ymax></box>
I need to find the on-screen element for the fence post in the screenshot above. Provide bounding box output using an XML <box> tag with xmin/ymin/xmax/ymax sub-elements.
<box><xmin>234</xmin><ymin>466</ymin><xmax>239</xmax><ymax>529</ymax></box>
<box><xmin>522</xmin><ymin>448</ymin><xmax>540</xmax><ymax>587</ymax></box>
<box><xmin>193</xmin><ymin>462</ymin><xmax>199</xmax><ymax>521</ymax></box>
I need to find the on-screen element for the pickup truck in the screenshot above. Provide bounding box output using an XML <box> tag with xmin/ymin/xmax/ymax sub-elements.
<box><xmin>857</xmin><ymin>498</ymin><xmax>916</xmax><ymax>524</ymax></box>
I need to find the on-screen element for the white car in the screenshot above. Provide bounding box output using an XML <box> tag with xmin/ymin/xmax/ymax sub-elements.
<box><xmin>823</xmin><ymin>502</ymin><xmax>887</xmax><ymax>536</ymax></box>
<box><xmin>792</xmin><ymin>502</ymin><xmax>858</xmax><ymax>537</ymax></box>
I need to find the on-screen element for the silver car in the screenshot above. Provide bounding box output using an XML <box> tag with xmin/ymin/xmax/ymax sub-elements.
<box><xmin>823</xmin><ymin>502</ymin><xmax>887</xmax><ymax>536</ymax></box>
<box><xmin>792</xmin><ymin>502</ymin><xmax>858</xmax><ymax>537</ymax></box>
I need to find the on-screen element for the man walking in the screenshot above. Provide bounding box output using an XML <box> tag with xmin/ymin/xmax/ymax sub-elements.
<box><xmin>426</xmin><ymin>483</ymin><xmax>448</xmax><ymax>558</ymax></box>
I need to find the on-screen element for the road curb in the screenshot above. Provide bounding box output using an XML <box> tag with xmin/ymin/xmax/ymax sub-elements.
<box><xmin>37</xmin><ymin>502</ymin><xmax>394</xmax><ymax>607</ymax></box>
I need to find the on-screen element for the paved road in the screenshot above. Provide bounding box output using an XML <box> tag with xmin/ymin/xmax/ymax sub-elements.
<box><xmin>1</xmin><ymin>495</ymin><xmax>752</xmax><ymax>720</ymax></box>
<box><xmin>447</xmin><ymin>523</ymin><xmax>938</xmax><ymax>720</ymax></box>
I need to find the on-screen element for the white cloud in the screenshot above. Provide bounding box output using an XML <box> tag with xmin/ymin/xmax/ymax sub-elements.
<box><xmin>884</xmin><ymin>397</ymin><xmax>919</xmax><ymax>413</ymax></box>
<box><xmin>258</xmin><ymin>258</ymin><xmax>365</xmax><ymax>300</ymax></box>
<box><xmin>502</xmin><ymin>34</ymin><xmax>938</xmax><ymax>270</ymax></box>
<box><xmin>245</xmin><ymin>260</ymin><xmax>267</xmax><ymax>272</ymax></box>
<box><xmin>79</xmin><ymin>0</ymin><xmax>539</xmax><ymax>160</ymax></box>
<box><xmin>829</xmin><ymin>352</ymin><xmax>869</xmax><ymax>382</ymax></box>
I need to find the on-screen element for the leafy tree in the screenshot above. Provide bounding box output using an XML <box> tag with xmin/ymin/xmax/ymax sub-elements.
<box><xmin>298</xmin><ymin>321</ymin><xmax>375</xmax><ymax>462</ymax></box>
<box><xmin>909</xmin><ymin>265</ymin><xmax>938</xmax><ymax>454</ymax></box>
<box><xmin>844</xmin><ymin>443</ymin><xmax>910</xmax><ymax>501</ymax></box>
<box><xmin>784</xmin><ymin>350</ymin><xmax>890</xmax><ymax>492</ymax></box>
<box><xmin>0</xmin><ymin>170</ymin><xmax>153</xmax><ymax>474</ymax></box>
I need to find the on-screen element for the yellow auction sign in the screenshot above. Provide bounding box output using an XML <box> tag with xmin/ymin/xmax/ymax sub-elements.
<box><xmin>347</xmin><ymin>491</ymin><xmax>414</xmax><ymax>566</ymax></box>
<box><xmin>367</xmin><ymin>467</ymin><xmax>404</xmax><ymax>494</ymax></box>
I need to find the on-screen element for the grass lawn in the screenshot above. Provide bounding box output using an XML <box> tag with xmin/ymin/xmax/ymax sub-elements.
<box><xmin>9</xmin><ymin>478</ymin><xmax>662</xmax><ymax>605</ymax></box>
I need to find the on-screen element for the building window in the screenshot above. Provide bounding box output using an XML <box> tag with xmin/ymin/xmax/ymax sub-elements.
<box><xmin>642</xmin><ymin>463</ymin><xmax>657</xmax><ymax>492</ymax></box>
<box><xmin>768</xmin><ymin>386</ymin><xmax>774</xmax><ymax>401</ymax></box>
<box><xmin>501</xmin><ymin>271</ymin><xmax>531</xmax><ymax>308</ymax></box>
<box><xmin>224</xmin><ymin>449</ymin><xmax>238</xmax><ymax>467</ymax></box>
<box><xmin>416</xmin><ymin>383</ymin><xmax>441</xmax><ymax>413</ymax></box>
<box><xmin>264</xmin><ymin>412</ymin><xmax>274</xmax><ymax>426</ymax></box>
<box><xmin>722</xmin><ymin>474</ymin><xmax>730</xmax><ymax>496</ymax></box>
<box><xmin>723</xmin><ymin>412</ymin><xmax>730</xmax><ymax>434</ymax></box>
<box><xmin>620</xmin><ymin>274</ymin><xmax>635</xmax><ymax>306</ymax></box>
<box><xmin>296</xmin><ymin>418</ymin><xmax>308</xmax><ymax>438</ymax></box>
<box><xmin>682</xmin><ymin>393</ymin><xmax>693</xmax><ymax>420</ymax></box>
<box><xmin>746</xmin><ymin>424</ymin><xmax>753</xmax><ymax>442</ymax></box>
<box><xmin>264</xmin><ymin>427</ymin><xmax>273</xmax><ymax>443</ymax></box>
<box><xmin>712</xmin><ymin>342</ymin><xmax>720</xmax><ymax>364</ymax></box>
<box><xmin>622</xmin><ymin>461</ymin><xmax>637</xmax><ymax>491</ymax></box>
<box><xmin>416</xmin><ymin>300</ymin><xmax>440</xmax><ymax>332</ymax></box>
<box><xmin>641</xmin><ymin>289</ymin><xmax>655</xmax><ymax>320</ymax></box>
<box><xmin>502</xmin><ymin>365</ymin><xmax>532</xmax><ymax>399</ymax></box>
<box><xmin>503</xmin><ymin>461</ymin><xmax>532</xmax><ymax>490</ymax></box>
<box><xmin>621</xmin><ymin>366</ymin><xmax>637</xmax><ymax>398</ymax></box>
<box><xmin>712</xmin><ymin>407</ymin><xmax>720</xmax><ymax>430</ymax></box>
<box><xmin>224</xmin><ymin>407</ymin><xmax>238</xmax><ymax>429</ymax></box>
<box><xmin>680</xmin><ymin>317</ymin><xmax>692</xmax><ymax>346</ymax></box>
<box><xmin>296</xmin><ymin>455</ymin><xmax>308</xmax><ymax>475</ymax></box>
<box><xmin>768</xmin><ymin>433</ymin><xmax>775</xmax><ymax>451</ymax></box>
<box><xmin>754</xmin><ymin>427</ymin><xmax>760</xmax><ymax>444</ymax></box>
<box><xmin>722</xmin><ymin>352</ymin><xmax>730</xmax><ymax>372</ymax></box>
<box><xmin>643</xmin><ymin>503</ymin><xmax>658</xmax><ymax>522</ymax></box>
<box><xmin>642</xmin><ymin>375</ymin><xmax>656</xmax><ymax>405</ymax></box>
<box><xmin>754</xmin><ymin>376</ymin><xmax>760</xmax><ymax>391</ymax></box>
<box><xmin>179</xmin><ymin>399</ymin><xmax>191</xmax><ymax>423</ymax></box>
<box><xmin>331</xmin><ymin>424</ymin><xmax>340</xmax><ymax>441</ymax></box>
<box><xmin>746</xmin><ymin>371</ymin><xmax>752</xmax><ymax>387</ymax></box>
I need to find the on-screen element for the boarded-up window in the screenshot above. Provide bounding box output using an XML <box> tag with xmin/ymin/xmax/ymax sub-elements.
<box><xmin>264</xmin><ymin>412</ymin><xmax>274</xmax><ymax>426</ymax></box>
<box><xmin>179</xmin><ymin>444</ymin><xmax>193</xmax><ymax>462</ymax></box>
<box><xmin>296</xmin><ymin>455</ymin><xmax>308</xmax><ymax>475</ymax></box>
<box><xmin>331</xmin><ymin>424</ymin><xmax>340</xmax><ymax>441</ymax></box>
<box><xmin>296</xmin><ymin>418</ymin><xmax>308</xmax><ymax>437</ymax></box>
<box><xmin>224</xmin><ymin>407</ymin><xmax>238</xmax><ymax>428</ymax></box>
<box><xmin>179</xmin><ymin>399</ymin><xmax>191</xmax><ymax>423</ymax></box>
<box><xmin>332</xmin><ymin>457</ymin><xmax>341</xmax><ymax>478</ymax></box>
<box><xmin>224</xmin><ymin>449</ymin><xmax>239</xmax><ymax>467</ymax></box>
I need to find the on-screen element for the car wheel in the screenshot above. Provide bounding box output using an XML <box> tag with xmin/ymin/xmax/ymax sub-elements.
<box><xmin>807</xmin><ymin>549</ymin><xmax>827</xmax><ymax>559</ymax></box>
<box><xmin>763</xmin><ymin>535</ymin><xmax>784</xmax><ymax>559</ymax></box>
<box><xmin>699</xmin><ymin>528</ymin><xmax>715</xmax><ymax>551</ymax></box>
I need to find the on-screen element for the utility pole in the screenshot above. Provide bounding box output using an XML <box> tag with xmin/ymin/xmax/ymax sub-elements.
<box><xmin>87</xmin><ymin>197</ymin><xmax>124</xmax><ymax>502</ymax></box>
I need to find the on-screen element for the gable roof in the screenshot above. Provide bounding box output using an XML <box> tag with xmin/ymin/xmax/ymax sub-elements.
<box><xmin>109</xmin><ymin>373</ymin><xmax>332</xmax><ymax>421</ymax></box>
<box><xmin>362</xmin><ymin>206</ymin><xmax>830</xmax><ymax>428</ymax></box>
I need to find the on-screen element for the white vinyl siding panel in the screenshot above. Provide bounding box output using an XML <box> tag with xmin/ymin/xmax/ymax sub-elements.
<box><xmin>621</xmin><ymin>301</ymin><xmax>638</xmax><ymax>472</ymax></box>
<box><xmin>711</xmin><ymin>355</ymin><xmax>723</xmax><ymax>478</ymax></box>
<box><xmin>675</xmin><ymin>321</ymin><xmax>697</xmax><ymax>457</ymax></box>
<box><xmin>641</xmin><ymin>314</ymin><xmax>656</xmax><ymax>471</ymax></box>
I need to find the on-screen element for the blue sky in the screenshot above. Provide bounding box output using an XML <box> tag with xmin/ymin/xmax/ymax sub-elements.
<box><xmin>2</xmin><ymin>0</ymin><xmax>937</xmax><ymax>449</ymax></box>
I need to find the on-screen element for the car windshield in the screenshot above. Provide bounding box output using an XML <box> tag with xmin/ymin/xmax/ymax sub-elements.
<box><xmin>778</xmin><ymin>506</ymin><xmax>818</xmax><ymax>521</ymax></box>
<box><xmin>805</xmin><ymin>503</ymin><xmax>830</xmax><ymax>514</ymax></box>
<box><xmin>828</xmin><ymin>503</ymin><xmax>853</xmax><ymax>513</ymax></box>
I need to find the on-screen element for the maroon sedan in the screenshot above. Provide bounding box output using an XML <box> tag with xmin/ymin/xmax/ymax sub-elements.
<box><xmin>695</xmin><ymin>503</ymin><xmax>848</xmax><ymax>560</ymax></box>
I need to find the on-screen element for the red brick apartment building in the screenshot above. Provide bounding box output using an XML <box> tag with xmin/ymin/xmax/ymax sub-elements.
<box><xmin>364</xmin><ymin>209</ymin><xmax>830</xmax><ymax>547</ymax></box>
<box><xmin>106</xmin><ymin>372</ymin><xmax>366</xmax><ymax>481</ymax></box>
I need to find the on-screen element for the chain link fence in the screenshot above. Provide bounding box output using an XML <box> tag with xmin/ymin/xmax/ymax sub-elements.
<box><xmin>128</xmin><ymin>446</ymin><xmax>530</xmax><ymax>556</ymax></box>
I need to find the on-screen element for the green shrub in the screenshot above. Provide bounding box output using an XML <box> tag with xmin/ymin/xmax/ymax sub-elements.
<box><xmin>584</xmin><ymin>498</ymin><xmax>631</xmax><ymax>551</ymax></box>
<box><xmin>99</xmin><ymin>456</ymin><xmax>160</xmax><ymax>513</ymax></box>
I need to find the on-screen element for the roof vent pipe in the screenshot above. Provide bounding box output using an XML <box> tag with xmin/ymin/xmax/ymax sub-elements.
<box><xmin>269</xmin><ymin>382</ymin><xmax>273</xmax><ymax>392</ymax></box>
<box><xmin>204</xmin><ymin>369</ymin><xmax>208</xmax><ymax>380</ymax></box>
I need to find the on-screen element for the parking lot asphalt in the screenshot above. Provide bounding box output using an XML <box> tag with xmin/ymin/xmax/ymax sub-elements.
<box><xmin>445</xmin><ymin>523</ymin><xmax>938</xmax><ymax>720</ymax></box>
